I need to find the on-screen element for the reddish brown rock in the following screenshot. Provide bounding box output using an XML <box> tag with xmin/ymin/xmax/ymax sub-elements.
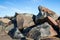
<box><xmin>49</xmin><ymin>26</ymin><xmax>57</xmax><ymax>36</ymax></box>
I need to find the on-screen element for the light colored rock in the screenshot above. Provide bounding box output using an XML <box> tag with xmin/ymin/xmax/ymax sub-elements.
<box><xmin>0</xmin><ymin>26</ymin><xmax>3</xmax><ymax>32</ymax></box>
<box><xmin>0</xmin><ymin>18</ymin><xmax>11</xmax><ymax>24</ymax></box>
<box><xmin>5</xmin><ymin>24</ymin><xmax>14</xmax><ymax>33</ymax></box>
<box><xmin>16</xmin><ymin>13</ymin><xmax>35</xmax><ymax>30</ymax></box>
<box><xmin>0</xmin><ymin>29</ymin><xmax>12</xmax><ymax>40</ymax></box>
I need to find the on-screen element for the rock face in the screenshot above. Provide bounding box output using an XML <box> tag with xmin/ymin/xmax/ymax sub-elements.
<box><xmin>27</xmin><ymin>22</ymin><xmax>57</xmax><ymax>40</ymax></box>
<box><xmin>5</xmin><ymin>24</ymin><xmax>14</xmax><ymax>33</ymax></box>
<box><xmin>0</xmin><ymin>34</ymin><xmax>12</xmax><ymax>40</ymax></box>
<box><xmin>0</xmin><ymin>27</ymin><xmax>12</xmax><ymax>40</ymax></box>
<box><xmin>0</xmin><ymin>18</ymin><xmax>11</xmax><ymax>34</ymax></box>
<box><xmin>36</xmin><ymin>6</ymin><xmax>59</xmax><ymax>22</ymax></box>
<box><xmin>13</xmin><ymin>28</ymin><xmax>25</xmax><ymax>39</ymax></box>
<box><xmin>41</xmin><ymin>37</ymin><xmax>60</xmax><ymax>40</ymax></box>
<box><xmin>16</xmin><ymin>13</ymin><xmax>35</xmax><ymax>30</ymax></box>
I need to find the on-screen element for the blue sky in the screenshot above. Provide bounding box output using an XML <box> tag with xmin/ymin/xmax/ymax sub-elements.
<box><xmin>0</xmin><ymin>0</ymin><xmax>60</xmax><ymax>17</ymax></box>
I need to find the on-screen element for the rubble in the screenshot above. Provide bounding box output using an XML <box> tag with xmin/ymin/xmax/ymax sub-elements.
<box><xmin>0</xmin><ymin>6</ymin><xmax>60</xmax><ymax>40</ymax></box>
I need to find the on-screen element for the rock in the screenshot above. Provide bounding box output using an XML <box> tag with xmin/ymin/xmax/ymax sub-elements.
<box><xmin>8</xmin><ymin>27</ymin><xmax>25</xmax><ymax>40</ymax></box>
<box><xmin>49</xmin><ymin>26</ymin><xmax>57</xmax><ymax>36</ymax></box>
<box><xmin>26</xmin><ymin>38</ymin><xmax>34</xmax><ymax>40</ymax></box>
<box><xmin>0</xmin><ymin>26</ymin><xmax>3</xmax><ymax>32</ymax></box>
<box><xmin>0</xmin><ymin>21</ymin><xmax>7</xmax><ymax>34</ymax></box>
<box><xmin>0</xmin><ymin>18</ymin><xmax>11</xmax><ymax>27</ymax></box>
<box><xmin>13</xmin><ymin>28</ymin><xmax>25</xmax><ymax>39</ymax></box>
<box><xmin>0</xmin><ymin>34</ymin><xmax>12</xmax><ymax>40</ymax></box>
<box><xmin>16</xmin><ymin>13</ymin><xmax>35</xmax><ymax>30</ymax></box>
<box><xmin>41</xmin><ymin>37</ymin><xmax>60</xmax><ymax>40</ymax></box>
<box><xmin>5</xmin><ymin>24</ymin><xmax>14</xmax><ymax>33</ymax></box>
<box><xmin>16</xmin><ymin>14</ymin><xmax>24</xmax><ymax>30</ymax></box>
<box><xmin>0</xmin><ymin>18</ymin><xmax>11</xmax><ymax>25</ymax></box>
<box><xmin>27</xmin><ymin>22</ymin><xmax>57</xmax><ymax>40</ymax></box>
<box><xmin>36</xmin><ymin>6</ymin><xmax>59</xmax><ymax>23</ymax></box>
<box><xmin>0</xmin><ymin>29</ymin><xmax>12</xmax><ymax>40</ymax></box>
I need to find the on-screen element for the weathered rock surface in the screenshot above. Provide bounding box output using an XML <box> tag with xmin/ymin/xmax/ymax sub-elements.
<box><xmin>16</xmin><ymin>13</ymin><xmax>35</xmax><ymax>30</ymax></box>
<box><xmin>0</xmin><ymin>18</ymin><xmax>11</xmax><ymax>26</ymax></box>
<box><xmin>27</xmin><ymin>22</ymin><xmax>57</xmax><ymax>40</ymax></box>
<box><xmin>0</xmin><ymin>29</ymin><xmax>12</xmax><ymax>40</ymax></box>
<box><xmin>36</xmin><ymin>6</ymin><xmax>59</xmax><ymax>22</ymax></box>
<box><xmin>5</xmin><ymin>24</ymin><xmax>14</xmax><ymax>33</ymax></box>
<box><xmin>13</xmin><ymin>28</ymin><xmax>25</xmax><ymax>39</ymax></box>
<box><xmin>41</xmin><ymin>37</ymin><xmax>60</xmax><ymax>40</ymax></box>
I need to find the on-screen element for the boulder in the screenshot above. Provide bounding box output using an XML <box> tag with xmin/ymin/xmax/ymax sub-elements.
<box><xmin>6</xmin><ymin>24</ymin><xmax>25</xmax><ymax>39</ymax></box>
<box><xmin>0</xmin><ymin>18</ymin><xmax>11</xmax><ymax>24</ymax></box>
<box><xmin>13</xmin><ymin>28</ymin><xmax>25</xmax><ymax>39</ymax></box>
<box><xmin>16</xmin><ymin>13</ymin><xmax>35</xmax><ymax>30</ymax></box>
<box><xmin>0</xmin><ymin>18</ymin><xmax>11</xmax><ymax>27</ymax></box>
<box><xmin>27</xmin><ymin>22</ymin><xmax>57</xmax><ymax>40</ymax></box>
<box><xmin>5</xmin><ymin>24</ymin><xmax>14</xmax><ymax>33</ymax></box>
<box><xmin>0</xmin><ymin>29</ymin><xmax>12</xmax><ymax>40</ymax></box>
<box><xmin>36</xmin><ymin>6</ymin><xmax>59</xmax><ymax>23</ymax></box>
<box><xmin>0</xmin><ymin>26</ymin><xmax>3</xmax><ymax>33</ymax></box>
<box><xmin>0</xmin><ymin>34</ymin><xmax>12</xmax><ymax>40</ymax></box>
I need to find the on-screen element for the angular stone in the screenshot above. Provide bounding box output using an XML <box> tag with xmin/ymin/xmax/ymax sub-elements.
<box><xmin>16</xmin><ymin>13</ymin><xmax>35</xmax><ymax>30</ymax></box>
<box><xmin>13</xmin><ymin>28</ymin><xmax>25</xmax><ymax>39</ymax></box>
<box><xmin>0</xmin><ymin>18</ymin><xmax>11</xmax><ymax>27</ymax></box>
<box><xmin>27</xmin><ymin>22</ymin><xmax>57</xmax><ymax>40</ymax></box>
<box><xmin>5</xmin><ymin>24</ymin><xmax>14</xmax><ymax>33</ymax></box>
<box><xmin>36</xmin><ymin>6</ymin><xmax>59</xmax><ymax>22</ymax></box>
<box><xmin>0</xmin><ymin>18</ymin><xmax>11</xmax><ymax>24</ymax></box>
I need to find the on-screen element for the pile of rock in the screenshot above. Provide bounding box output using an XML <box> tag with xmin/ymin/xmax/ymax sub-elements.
<box><xmin>0</xmin><ymin>6</ymin><xmax>60</xmax><ymax>40</ymax></box>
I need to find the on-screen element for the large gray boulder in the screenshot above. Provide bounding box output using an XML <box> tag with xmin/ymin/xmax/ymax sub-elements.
<box><xmin>27</xmin><ymin>22</ymin><xmax>57</xmax><ymax>40</ymax></box>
